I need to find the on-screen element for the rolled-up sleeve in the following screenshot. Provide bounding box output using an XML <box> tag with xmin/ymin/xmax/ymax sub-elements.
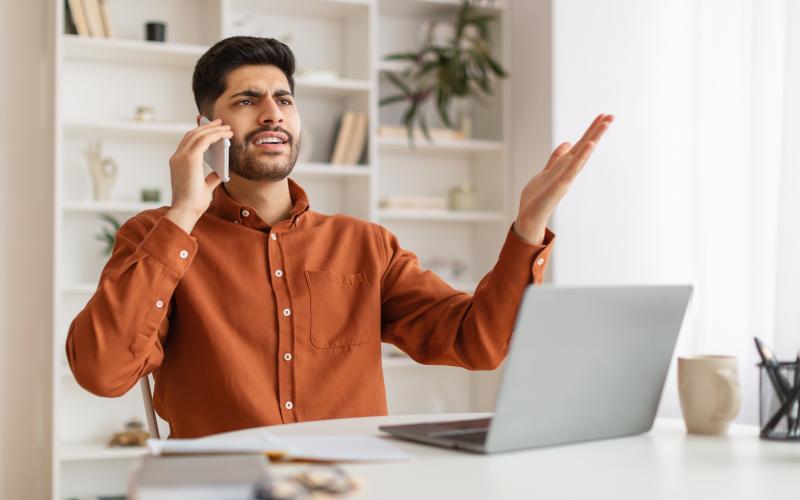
<box><xmin>66</xmin><ymin>213</ymin><xmax>197</xmax><ymax>397</ymax></box>
<box><xmin>377</xmin><ymin>224</ymin><xmax>555</xmax><ymax>370</ymax></box>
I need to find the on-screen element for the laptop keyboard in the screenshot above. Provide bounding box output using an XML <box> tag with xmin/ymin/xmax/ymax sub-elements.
<box><xmin>439</xmin><ymin>430</ymin><xmax>488</xmax><ymax>444</ymax></box>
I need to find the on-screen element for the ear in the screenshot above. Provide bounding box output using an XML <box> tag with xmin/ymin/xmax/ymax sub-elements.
<box><xmin>196</xmin><ymin>114</ymin><xmax>204</xmax><ymax>126</ymax></box>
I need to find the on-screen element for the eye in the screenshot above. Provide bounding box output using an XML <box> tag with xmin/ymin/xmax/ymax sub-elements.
<box><xmin>278</xmin><ymin>98</ymin><xmax>293</xmax><ymax>105</ymax></box>
<box><xmin>236</xmin><ymin>99</ymin><xmax>254</xmax><ymax>106</ymax></box>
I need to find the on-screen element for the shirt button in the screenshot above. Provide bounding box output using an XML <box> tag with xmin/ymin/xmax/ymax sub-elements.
<box><xmin>270</xmin><ymin>233</ymin><xmax>277</xmax><ymax>240</ymax></box>
<box><xmin>234</xmin><ymin>220</ymin><xmax>240</xmax><ymax>224</ymax></box>
<box><xmin>275</xmin><ymin>269</ymin><xmax>284</xmax><ymax>278</ymax></box>
<box><xmin>155</xmin><ymin>300</ymin><xmax>164</xmax><ymax>309</ymax></box>
<box><xmin>537</xmin><ymin>257</ymin><xmax>545</xmax><ymax>266</ymax></box>
<box><xmin>242</xmin><ymin>209</ymin><xmax>250</xmax><ymax>217</ymax></box>
<box><xmin>283</xmin><ymin>352</ymin><xmax>292</xmax><ymax>362</ymax></box>
<box><xmin>283</xmin><ymin>308</ymin><xmax>291</xmax><ymax>317</ymax></box>
<box><xmin>179</xmin><ymin>249</ymin><xmax>189</xmax><ymax>260</ymax></box>
<box><xmin>285</xmin><ymin>401</ymin><xmax>293</xmax><ymax>410</ymax></box>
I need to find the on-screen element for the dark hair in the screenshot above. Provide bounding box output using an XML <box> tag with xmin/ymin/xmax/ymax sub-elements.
<box><xmin>192</xmin><ymin>36</ymin><xmax>296</xmax><ymax>117</ymax></box>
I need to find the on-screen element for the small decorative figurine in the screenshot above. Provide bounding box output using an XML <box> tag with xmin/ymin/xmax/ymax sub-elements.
<box><xmin>84</xmin><ymin>140</ymin><xmax>118</xmax><ymax>201</ymax></box>
<box><xmin>140</xmin><ymin>187</ymin><xmax>161</xmax><ymax>202</ymax></box>
<box><xmin>108</xmin><ymin>419</ymin><xmax>150</xmax><ymax>447</ymax></box>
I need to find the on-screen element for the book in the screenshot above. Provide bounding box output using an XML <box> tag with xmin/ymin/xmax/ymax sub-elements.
<box><xmin>98</xmin><ymin>0</ymin><xmax>114</xmax><ymax>38</ymax></box>
<box><xmin>344</xmin><ymin>112</ymin><xmax>368</xmax><ymax>165</ymax></box>
<box><xmin>329</xmin><ymin>111</ymin><xmax>355</xmax><ymax>164</ymax></box>
<box><xmin>64</xmin><ymin>1</ymin><xmax>78</xmax><ymax>35</ymax></box>
<box><xmin>80</xmin><ymin>0</ymin><xmax>105</xmax><ymax>38</ymax></box>
<box><xmin>66</xmin><ymin>0</ymin><xmax>89</xmax><ymax>36</ymax></box>
<box><xmin>129</xmin><ymin>454</ymin><xmax>271</xmax><ymax>500</ymax></box>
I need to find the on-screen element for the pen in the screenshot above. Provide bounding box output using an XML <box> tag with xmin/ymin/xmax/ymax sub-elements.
<box><xmin>754</xmin><ymin>337</ymin><xmax>795</xmax><ymax>436</ymax></box>
<box><xmin>793</xmin><ymin>354</ymin><xmax>800</xmax><ymax>437</ymax></box>
<box><xmin>754</xmin><ymin>338</ymin><xmax>793</xmax><ymax>402</ymax></box>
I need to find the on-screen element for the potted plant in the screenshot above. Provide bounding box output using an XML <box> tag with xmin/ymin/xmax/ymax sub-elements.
<box><xmin>95</xmin><ymin>213</ymin><xmax>121</xmax><ymax>256</ymax></box>
<box><xmin>379</xmin><ymin>0</ymin><xmax>507</xmax><ymax>144</ymax></box>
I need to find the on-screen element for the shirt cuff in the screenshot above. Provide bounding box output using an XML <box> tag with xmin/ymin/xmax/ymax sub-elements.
<box><xmin>496</xmin><ymin>225</ymin><xmax>555</xmax><ymax>285</ymax></box>
<box><xmin>138</xmin><ymin>216</ymin><xmax>199</xmax><ymax>276</ymax></box>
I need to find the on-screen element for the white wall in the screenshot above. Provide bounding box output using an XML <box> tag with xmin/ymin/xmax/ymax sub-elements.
<box><xmin>550</xmin><ymin>0</ymin><xmax>699</xmax><ymax>419</ymax></box>
<box><xmin>0</xmin><ymin>0</ymin><xmax>54</xmax><ymax>498</ymax></box>
<box><xmin>526</xmin><ymin>0</ymin><xmax>775</xmax><ymax>424</ymax></box>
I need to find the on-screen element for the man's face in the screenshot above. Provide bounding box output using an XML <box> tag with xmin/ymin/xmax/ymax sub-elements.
<box><xmin>204</xmin><ymin>64</ymin><xmax>301</xmax><ymax>182</ymax></box>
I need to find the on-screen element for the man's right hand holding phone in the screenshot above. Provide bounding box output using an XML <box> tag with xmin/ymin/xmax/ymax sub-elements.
<box><xmin>165</xmin><ymin>118</ymin><xmax>233</xmax><ymax>234</ymax></box>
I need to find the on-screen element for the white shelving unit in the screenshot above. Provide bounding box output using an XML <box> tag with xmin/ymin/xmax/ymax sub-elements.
<box><xmin>51</xmin><ymin>0</ymin><xmax>511</xmax><ymax>498</ymax></box>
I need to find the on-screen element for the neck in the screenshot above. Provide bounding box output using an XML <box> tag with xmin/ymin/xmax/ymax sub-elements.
<box><xmin>224</xmin><ymin>174</ymin><xmax>293</xmax><ymax>227</ymax></box>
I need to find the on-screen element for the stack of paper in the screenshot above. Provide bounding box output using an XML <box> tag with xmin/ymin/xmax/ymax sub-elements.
<box><xmin>129</xmin><ymin>453</ymin><xmax>270</xmax><ymax>500</ymax></box>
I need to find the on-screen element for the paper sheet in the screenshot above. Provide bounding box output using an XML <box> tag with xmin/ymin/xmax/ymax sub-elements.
<box><xmin>147</xmin><ymin>431</ymin><xmax>409</xmax><ymax>463</ymax></box>
<box><xmin>276</xmin><ymin>435</ymin><xmax>410</xmax><ymax>462</ymax></box>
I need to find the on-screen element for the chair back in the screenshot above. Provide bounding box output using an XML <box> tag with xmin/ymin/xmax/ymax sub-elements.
<box><xmin>139</xmin><ymin>375</ymin><xmax>160</xmax><ymax>439</ymax></box>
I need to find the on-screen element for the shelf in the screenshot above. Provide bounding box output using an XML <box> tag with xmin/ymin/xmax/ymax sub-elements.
<box><xmin>380</xmin><ymin>0</ymin><xmax>505</xmax><ymax>17</ymax></box>
<box><xmin>62</xmin><ymin>36</ymin><xmax>369</xmax><ymax>97</ymax></box>
<box><xmin>294</xmin><ymin>75</ymin><xmax>371</xmax><ymax>98</ymax></box>
<box><xmin>377</xmin><ymin>136</ymin><xmax>505</xmax><ymax>154</ymax></box>
<box><xmin>292</xmin><ymin>162</ymin><xmax>371</xmax><ymax>177</ymax></box>
<box><xmin>64</xmin><ymin>118</ymin><xmax>191</xmax><ymax>139</ymax></box>
<box><xmin>378</xmin><ymin>60</ymin><xmax>413</xmax><ymax>73</ymax></box>
<box><xmin>62</xmin><ymin>34</ymin><xmax>206</xmax><ymax>67</ymax></box>
<box><xmin>232</xmin><ymin>0</ymin><xmax>371</xmax><ymax>20</ymax></box>
<box><xmin>62</xmin><ymin>201</ymin><xmax>164</xmax><ymax>213</ymax></box>
<box><xmin>378</xmin><ymin>208</ymin><xmax>505</xmax><ymax>222</ymax></box>
<box><xmin>60</xmin><ymin>442</ymin><xmax>148</xmax><ymax>462</ymax></box>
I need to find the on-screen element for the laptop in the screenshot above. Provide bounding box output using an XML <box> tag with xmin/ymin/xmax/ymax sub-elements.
<box><xmin>379</xmin><ymin>284</ymin><xmax>693</xmax><ymax>454</ymax></box>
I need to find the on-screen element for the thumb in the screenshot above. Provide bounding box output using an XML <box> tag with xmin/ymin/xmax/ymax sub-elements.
<box><xmin>543</xmin><ymin>142</ymin><xmax>572</xmax><ymax>171</ymax></box>
<box><xmin>205</xmin><ymin>171</ymin><xmax>223</xmax><ymax>191</ymax></box>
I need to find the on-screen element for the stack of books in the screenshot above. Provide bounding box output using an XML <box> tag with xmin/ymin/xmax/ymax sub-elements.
<box><xmin>65</xmin><ymin>0</ymin><xmax>114</xmax><ymax>38</ymax></box>
<box><xmin>329</xmin><ymin>111</ymin><xmax>368</xmax><ymax>165</ymax></box>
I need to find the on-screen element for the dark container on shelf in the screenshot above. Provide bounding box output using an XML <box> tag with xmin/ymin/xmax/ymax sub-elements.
<box><xmin>145</xmin><ymin>21</ymin><xmax>166</xmax><ymax>42</ymax></box>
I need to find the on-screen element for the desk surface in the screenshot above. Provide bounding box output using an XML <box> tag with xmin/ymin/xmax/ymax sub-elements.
<box><xmin>263</xmin><ymin>413</ymin><xmax>799</xmax><ymax>500</ymax></box>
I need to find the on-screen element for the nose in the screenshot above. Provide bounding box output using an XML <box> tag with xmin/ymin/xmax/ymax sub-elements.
<box><xmin>258</xmin><ymin>98</ymin><xmax>284</xmax><ymax>127</ymax></box>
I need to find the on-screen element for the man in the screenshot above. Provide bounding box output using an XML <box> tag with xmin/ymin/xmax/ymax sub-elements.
<box><xmin>67</xmin><ymin>37</ymin><xmax>613</xmax><ymax>438</ymax></box>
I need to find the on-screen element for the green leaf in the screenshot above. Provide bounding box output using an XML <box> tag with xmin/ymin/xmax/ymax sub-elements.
<box><xmin>485</xmin><ymin>55</ymin><xmax>507</xmax><ymax>78</ymax></box>
<box><xmin>384</xmin><ymin>72</ymin><xmax>412</xmax><ymax>95</ymax></box>
<box><xmin>384</xmin><ymin>52</ymin><xmax>420</xmax><ymax>62</ymax></box>
<box><xmin>379</xmin><ymin>94</ymin><xmax>409</xmax><ymax>107</ymax></box>
<box><xmin>418</xmin><ymin>113</ymin><xmax>431</xmax><ymax>142</ymax></box>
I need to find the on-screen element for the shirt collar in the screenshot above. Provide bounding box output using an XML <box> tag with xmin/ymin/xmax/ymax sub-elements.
<box><xmin>208</xmin><ymin>178</ymin><xmax>310</xmax><ymax>231</ymax></box>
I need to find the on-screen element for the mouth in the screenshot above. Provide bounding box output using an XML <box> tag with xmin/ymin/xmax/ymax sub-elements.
<box><xmin>251</xmin><ymin>130</ymin><xmax>290</xmax><ymax>152</ymax></box>
<box><xmin>253</xmin><ymin>142</ymin><xmax>288</xmax><ymax>151</ymax></box>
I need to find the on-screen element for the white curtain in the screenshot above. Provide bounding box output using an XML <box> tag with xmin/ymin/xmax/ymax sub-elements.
<box><xmin>546</xmin><ymin>0</ymin><xmax>799</xmax><ymax>424</ymax></box>
<box><xmin>692</xmin><ymin>0</ymin><xmax>800</xmax><ymax>424</ymax></box>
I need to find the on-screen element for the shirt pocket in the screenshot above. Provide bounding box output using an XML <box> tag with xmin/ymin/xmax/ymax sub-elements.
<box><xmin>304</xmin><ymin>270</ymin><xmax>374</xmax><ymax>349</ymax></box>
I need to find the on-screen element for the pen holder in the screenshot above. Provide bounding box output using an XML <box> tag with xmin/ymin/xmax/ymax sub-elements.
<box><xmin>758</xmin><ymin>361</ymin><xmax>800</xmax><ymax>441</ymax></box>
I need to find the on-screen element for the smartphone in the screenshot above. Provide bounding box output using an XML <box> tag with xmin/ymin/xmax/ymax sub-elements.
<box><xmin>198</xmin><ymin>115</ymin><xmax>230</xmax><ymax>182</ymax></box>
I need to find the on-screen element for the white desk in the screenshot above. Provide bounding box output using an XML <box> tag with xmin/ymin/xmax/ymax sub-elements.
<box><xmin>262</xmin><ymin>413</ymin><xmax>799</xmax><ymax>500</ymax></box>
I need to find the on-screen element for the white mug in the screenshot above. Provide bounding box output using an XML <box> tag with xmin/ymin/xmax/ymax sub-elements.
<box><xmin>678</xmin><ymin>355</ymin><xmax>741</xmax><ymax>435</ymax></box>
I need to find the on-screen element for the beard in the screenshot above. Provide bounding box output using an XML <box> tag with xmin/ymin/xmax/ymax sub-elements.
<box><xmin>229</xmin><ymin>126</ymin><xmax>300</xmax><ymax>181</ymax></box>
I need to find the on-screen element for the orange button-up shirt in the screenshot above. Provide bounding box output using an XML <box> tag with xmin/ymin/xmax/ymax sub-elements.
<box><xmin>66</xmin><ymin>179</ymin><xmax>554</xmax><ymax>438</ymax></box>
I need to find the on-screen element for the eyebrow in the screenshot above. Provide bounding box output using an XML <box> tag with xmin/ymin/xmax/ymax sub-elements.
<box><xmin>228</xmin><ymin>88</ymin><xmax>294</xmax><ymax>100</ymax></box>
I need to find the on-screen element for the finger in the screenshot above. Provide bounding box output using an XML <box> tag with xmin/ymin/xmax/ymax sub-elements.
<box><xmin>585</xmin><ymin>115</ymin><xmax>613</xmax><ymax>144</ymax></box>
<box><xmin>543</xmin><ymin>142</ymin><xmax>572</xmax><ymax>171</ymax></box>
<box><xmin>205</xmin><ymin>171</ymin><xmax>223</xmax><ymax>190</ymax></box>
<box><xmin>572</xmin><ymin>114</ymin><xmax>605</xmax><ymax>149</ymax></box>
<box><xmin>573</xmin><ymin>114</ymin><xmax>613</xmax><ymax>151</ymax></box>
<box><xmin>188</xmin><ymin>128</ymin><xmax>233</xmax><ymax>151</ymax></box>
<box><xmin>179</xmin><ymin>122</ymin><xmax>229</xmax><ymax>149</ymax></box>
<box><xmin>562</xmin><ymin>140</ymin><xmax>597</xmax><ymax>181</ymax></box>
